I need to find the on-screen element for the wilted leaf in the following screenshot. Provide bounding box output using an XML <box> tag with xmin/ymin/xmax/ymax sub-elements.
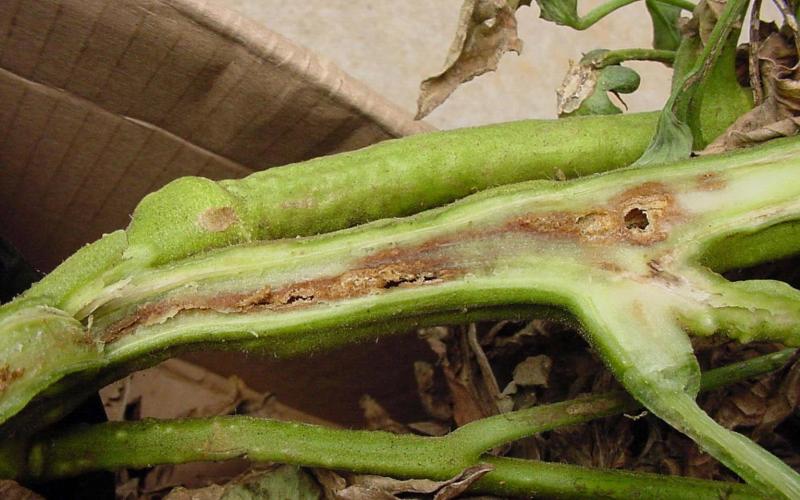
<box><xmin>327</xmin><ymin>464</ymin><xmax>494</xmax><ymax>500</ymax></box>
<box><xmin>536</xmin><ymin>0</ymin><xmax>580</xmax><ymax>28</ymax></box>
<box><xmin>704</xmin><ymin>30</ymin><xmax>800</xmax><ymax>152</ymax></box>
<box><xmin>164</xmin><ymin>466</ymin><xmax>322</xmax><ymax>500</ymax></box>
<box><xmin>557</xmin><ymin>51</ymin><xmax>641</xmax><ymax>117</ymax></box>
<box><xmin>416</xmin><ymin>0</ymin><xmax>529</xmax><ymax>119</ymax></box>
<box><xmin>646</xmin><ymin>0</ymin><xmax>683</xmax><ymax>51</ymax></box>
<box><xmin>635</xmin><ymin>0</ymin><xmax>750</xmax><ymax>164</ymax></box>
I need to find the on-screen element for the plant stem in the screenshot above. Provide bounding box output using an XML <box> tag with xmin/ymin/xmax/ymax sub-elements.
<box><xmin>4</xmin><ymin>351</ymin><xmax>788</xmax><ymax>498</ymax></box>
<box><xmin>574</xmin><ymin>0</ymin><xmax>694</xmax><ymax>30</ymax></box>
<box><xmin>576</xmin><ymin>0</ymin><xmax>639</xmax><ymax>29</ymax></box>
<box><xmin>451</xmin><ymin>348</ymin><xmax>796</xmax><ymax>457</ymax></box>
<box><xmin>3</xmin><ymin>137</ymin><xmax>800</xmax><ymax>492</ymax></box>
<box><xmin>590</xmin><ymin>48</ymin><xmax>677</xmax><ymax>68</ymax></box>
<box><xmin>477</xmin><ymin>457</ymin><xmax>757</xmax><ymax>499</ymax></box>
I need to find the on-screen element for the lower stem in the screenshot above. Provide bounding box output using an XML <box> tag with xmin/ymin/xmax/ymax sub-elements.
<box><xmin>2</xmin><ymin>350</ymin><xmax>791</xmax><ymax>498</ymax></box>
<box><xmin>652</xmin><ymin>392</ymin><xmax>800</xmax><ymax>499</ymax></box>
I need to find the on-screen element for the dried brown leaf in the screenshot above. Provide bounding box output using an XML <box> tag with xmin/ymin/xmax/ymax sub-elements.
<box><xmin>407</xmin><ymin>420</ymin><xmax>452</xmax><ymax>436</ymax></box>
<box><xmin>420</xmin><ymin>327</ymin><xmax>501</xmax><ymax>425</ymax></box>
<box><xmin>512</xmin><ymin>355</ymin><xmax>553</xmax><ymax>387</ymax></box>
<box><xmin>414</xmin><ymin>361</ymin><xmax>454</xmax><ymax>421</ymax></box>
<box><xmin>332</xmin><ymin>464</ymin><xmax>493</xmax><ymax>500</ymax></box>
<box><xmin>416</xmin><ymin>0</ymin><xmax>525</xmax><ymax>119</ymax></box>
<box><xmin>0</xmin><ymin>481</ymin><xmax>44</xmax><ymax>500</ymax></box>
<box><xmin>359</xmin><ymin>395</ymin><xmax>411</xmax><ymax>434</ymax></box>
<box><xmin>556</xmin><ymin>60</ymin><xmax>598</xmax><ymax>115</ymax></box>
<box><xmin>704</xmin><ymin>28</ymin><xmax>800</xmax><ymax>152</ymax></box>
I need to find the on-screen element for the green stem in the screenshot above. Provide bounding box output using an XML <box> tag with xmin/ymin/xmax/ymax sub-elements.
<box><xmin>5</xmin><ymin>351</ymin><xmax>788</xmax><ymax>498</ymax></box>
<box><xmin>3</xmin><ymin>135</ymin><xmax>800</xmax><ymax>493</ymax></box>
<box><xmin>478</xmin><ymin>457</ymin><xmax>756</xmax><ymax>499</ymax></box>
<box><xmin>591</xmin><ymin>48</ymin><xmax>677</xmax><ymax>68</ymax></box>
<box><xmin>635</xmin><ymin>0</ymin><xmax>750</xmax><ymax>165</ymax></box>
<box><xmin>454</xmin><ymin>348</ymin><xmax>796</xmax><ymax>456</ymax></box>
<box><xmin>576</xmin><ymin>0</ymin><xmax>639</xmax><ymax>29</ymax></box>
<box><xmin>573</xmin><ymin>0</ymin><xmax>694</xmax><ymax>30</ymax></box>
<box><xmin>124</xmin><ymin>112</ymin><xmax>660</xmax><ymax>267</ymax></box>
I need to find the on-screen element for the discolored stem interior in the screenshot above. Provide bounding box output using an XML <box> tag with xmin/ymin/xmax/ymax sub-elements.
<box><xmin>2</xmin><ymin>138</ymin><xmax>800</xmax><ymax>495</ymax></box>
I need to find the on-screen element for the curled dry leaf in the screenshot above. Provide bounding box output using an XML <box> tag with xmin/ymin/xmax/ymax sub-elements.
<box><xmin>704</xmin><ymin>27</ymin><xmax>800</xmax><ymax>153</ymax></box>
<box><xmin>512</xmin><ymin>354</ymin><xmax>553</xmax><ymax>387</ymax></box>
<box><xmin>557</xmin><ymin>51</ymin><xmax>640</xmax><ymax>117</ymax></box>
<box><xmin>319</xmin><ymin>464</ymin><xmax>494</xmax><ymax>500</ymax></box>
<box><xmin>713</xmin><ymin>358</ymin><xmax>800</xmax><ymax>438</ymax></box>
<box><xmin>419</xmin><ymin>326</ymin><xmax>499</xmax><ymax>426</ymax></box>
<box><xmin>359</xmin><ymin>394</ymin><xmax>411</xmax><ymax>434</ymax></box>
<box><xmin>416</xmin><ymin>0</ymin><xmax>529</xmax><ymax>119</ymax></box>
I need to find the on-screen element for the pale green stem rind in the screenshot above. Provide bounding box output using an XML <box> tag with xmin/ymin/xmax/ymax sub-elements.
<box><xmin>652</xmin><ymin>392</ymin><xmax>800</xmax><ymax>499</ymax></box>
<box><xmin>3</xmin><ymin>139</ymin><xmax>800</xmax><ymax>492</ymax></box>
<box><xmin>123</xmin><ymin>113</ymin><xmax>659</xmax><ymax>267</ymax></box>
<box><xmin>1</xmin><ymin>350</ymin><xmax>790</xmax><ymax>487</ymax></box>
<box><xmin>477</xmin><ymin>457</ymin><xmax>758</xmax><ymax>499</ymax></box>
<box><xmin>592</xmin><ymin>48</ymin><xmax>677</xmax><ymax>68</ymax></box>
<box><xmin>3</xmin><ymin>349</ymin><xmax>789</xmax><ymax>498</ymax></box>
<box><xmin>3</xmin><ymin>417</ymin><xmax>760</xmax><ymax>499</ymax></box>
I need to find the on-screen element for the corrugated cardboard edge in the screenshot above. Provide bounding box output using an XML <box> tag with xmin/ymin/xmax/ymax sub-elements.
<box><xmin>166</xmin><ymin>0</ymin><xmax>434</xmax><ymax>140</ymax></box>
<box><xmin>0</xmin><ymin>0</ymin><xmax>433</xmax><ymax>270</ymax></box>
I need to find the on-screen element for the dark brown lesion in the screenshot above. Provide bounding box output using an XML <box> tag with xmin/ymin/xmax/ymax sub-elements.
<box><xmin>99</xmin><ymin>261</ymin><xmax>460</xmax><ymax>343</ymax></box>
<box><xmin>0</xmin><ymin>365</ymin><xmax>24</xmax><ymax>393</ymax></box>
<box><xmin>506</xmin><ymin>182</ymin><xmax>679</xmax><ymax>246</ymax></box>
<box><xmin>696</xmin><ymin>172</ymin><xmax>727</xmax><ymax>191</ymax></box>
<box><xmin>98</xmin><ymin>181</ymin><xmax>680</xmax><ymax>343</ymax></box>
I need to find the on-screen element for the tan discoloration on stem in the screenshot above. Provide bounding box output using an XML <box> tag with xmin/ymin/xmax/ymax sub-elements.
<box><xmin>696</xmin><ymin>172</ymin><xmax>727</xmax><ymax>191</ymax></box>
<box><xmin>0</xmin><ymin>366</ymin><xmax>24</xmax><ymax>393</ymax></box>
<box><xmin>197</xmin><ymin>207</ymin><xmax>239</xmax><ymax>232</ymax></box>
<box><xmin>508</xmin><ymin>182</ymin><xmax>679</xmax><ymax>246</ymax></box>
<box><xmin>100</xmin><ymin>182</ymin><xmax>685</xmax><ymax>343</ymax></box>
<box><xmin>100</xmin><ymin>263</ymin><xmax>459</xmax><ymax>343</ymax></box>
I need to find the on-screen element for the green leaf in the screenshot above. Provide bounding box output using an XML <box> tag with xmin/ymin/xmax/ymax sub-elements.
<box><xmin>631</xmin><ymin>109</ymin><xmax>694</xmax><ymax>166</ymax></box>
<box><xmin>687</xmin><ymin>35</ymin><xmax>754</xmax><ymax>148</ymax></box>
<box><xmin>536</xmin><ymin>0</ymin><xmax>580</xmax><ymax>28</ymax></box>
<box><xmin>645</xmin><ymin>0</ymin><xmax>683</xmax><ymax>51</ymax></box>
<box><xmin>634</xmin><ymin>0</ymin><xmax>751</xmax><ymax>165</ymax></box>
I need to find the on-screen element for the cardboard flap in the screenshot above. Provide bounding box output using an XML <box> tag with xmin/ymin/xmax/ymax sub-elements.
<box><xmin>0</xmin><ymin>0</ymin><xmax>432</xmax><ymax>270</ymax></box>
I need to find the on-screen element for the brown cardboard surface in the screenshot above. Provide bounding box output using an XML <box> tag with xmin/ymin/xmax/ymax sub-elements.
<box><xmin>0</xmin><ymin>0</ymin><xmax>432</xmax><ymax>271</ymax></box>
<box><xmin>0</xmin><ymin>0</ymin><xmax>436</xmax><ymax>427</ymax></box>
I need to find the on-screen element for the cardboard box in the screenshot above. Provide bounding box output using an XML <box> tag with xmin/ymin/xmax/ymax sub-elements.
<box><xmin>0</xmin><ymin>0</ymin><xmax>431</xmax><ymax>272</ymax></box>
<box><xmin>0</xmin><ymin>0</ymin><xmax>434</xmax><ymax>425</ymax></box>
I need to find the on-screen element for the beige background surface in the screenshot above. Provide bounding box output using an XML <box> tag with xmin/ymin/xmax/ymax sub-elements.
<box><xmin>224</xmin><ymin>0</ymin><xmax>675</xmax><ymax>130</ymax></box>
